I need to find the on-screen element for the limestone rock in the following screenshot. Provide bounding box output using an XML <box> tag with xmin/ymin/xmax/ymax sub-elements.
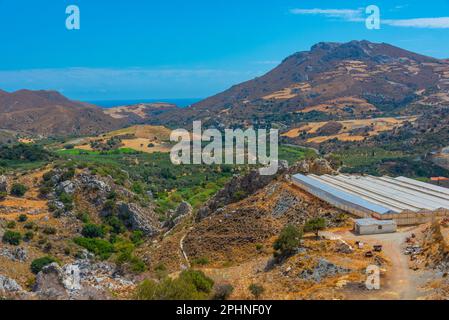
<box><xmin>0</xmin><ymin>275</ymin><xmax>23</xmax><ymax>294</ymax></box>
<box><xmin>117</xmin><ymin>202</ymin><xmax>161</xmax><ymax>236</ymax></box>
<box><xmin>0</xmin><ymin>175</ymin><xmax>7</xmax><ymax>193</ymax></box>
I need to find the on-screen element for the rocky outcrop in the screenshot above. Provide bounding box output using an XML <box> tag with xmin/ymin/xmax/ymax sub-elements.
<box><xmin>0</xmin><ymin>175</ymin><xmax>7</xmax><ymax>193</ymax></box>
<box><xmin>197</xmin><ymin>167</ymin><xmax>286</xmax><ymax>221</ymax></box>
<box><xmin>299</xmin><ymin>258</ymin><xmax>350</xmax><ymax>282</ymax></box>
<box><xmin>75</xmin><ymin>174</ymin><xmax>112</xmax><ymax>206</ymax></box>
<box><xmin>0</xmin><ymin>275</ymin><xmax>23</xmax><ymax>295</ymax></box>
<box><xmin>0</xmin><ymin>247</ymin><xmax>28</xmax><ymax>262</ymax></box>
<box><xmin>163</xmin><ymin>201</ymin><xmax>193</xmax><ymax>229</ymax></box>
<box><xmin>56</xmin><ymin>180</ymin><xmax>76</xmax><ymax>195</ymax></box>
<box><xmin>33</xmin><ymin>263</ymin><xmax>70</xmax><ymax>300</ymax></box>
<box><xmin>33</xmin><ymin>260</ymin><xmax>133</xmax><ymax>300</ymax></box>
<box><xmin>289</xmin><ymin>158</ymin><xmax>335</xmax><ymax>175</ymax></box>
<box><xmin>117</xmin><ymin>202</ymin><xmax>161</xmax><ymax>236</ymax></box>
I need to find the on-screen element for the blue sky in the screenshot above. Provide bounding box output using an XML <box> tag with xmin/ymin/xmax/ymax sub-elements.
<box><xmin>1</xmin><ymin>0</ymin><xmax>449</xmax><ymax>101</ymax></box>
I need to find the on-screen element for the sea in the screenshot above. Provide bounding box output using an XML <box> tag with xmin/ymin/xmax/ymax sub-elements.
<box><xmin>89</xmin><ymin>98</ymin><xmax>201</xmax><ymax>108</ymax></box>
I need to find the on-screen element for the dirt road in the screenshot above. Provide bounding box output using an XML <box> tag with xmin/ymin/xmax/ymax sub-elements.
<box><xmin>322</xmin><ymin>227</ymin><xmax>430</xmax><ymax>300</ymax></box>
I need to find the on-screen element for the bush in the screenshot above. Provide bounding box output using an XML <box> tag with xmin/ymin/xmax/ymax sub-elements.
<box><xmin>273</xmin><ymin>224</ymin><xmax>303</xmax><ymax>258</ymax></box>
<box><xmin>10</xmin><ymin>183</ymin><xmax>28</xmax><ymax>197</ymax></box>
<box><xmin>134</xmin><ymin>269</ymin><xmax>214</xmax><ymax>300</ymax></box>
<box><xmin>192</xmin><ymin>257</ymin><xmax>209</xmax><ymax>266</ymax></box>
<box><xmin>24</xmin><ymin>222</ymin><xmax>35</xmax><ymax>230</ymax></box>
<box><xmin>18</xmin><ymin>214</ymin><xmax>28</xmax><ymax>222</ymax></box>
<box><xmin>76</xmin><ymin>211</ymin><xmax>90</xmax><ymax>223</ymax></box>
<box><xmin>130</xmin><ymin>230</ymin><xmax>144</xmax><ymax>245</ymax></box>
<box><xmin>73</xmin><ymin>237</ymin><xmax>114</xmax><ymax>260</ymax></box>
<box><xmin>6</xmin><ymin>221</ymin><xmax>16</xmax><ymax>229</ymax></box>
<box><xmin>81</xmin><ymin>223</ymin><xmax>105</xmax><ymax>238</ymax></box>
<box><xmin>213</xmin><ymin>284</ymin><xmax>234</xmax><ymax>300</ymax></box>
<box><xmin>24</xmin><ymin>231</ymin><xmax>34</xmax><ymax>242</ymax></box>
<box><xmin>42</xmin><ymin>227</ymin><xmax>57</xmax><ymax>235</ymax></box>
<box><xmin>248</xmin><ymin>283</ymin><xmax>265</xmax><ymax>300</ymax></box>
<box><xmin>31</xmin><ymin>256</ymin><xmax>57</xmax><ymax>274</ymax></box>
<box><xmin>304</xmin><ymin>217</ymin><xmax>327</xmax><ymax>239</ymax></box>
<box><xmin>2</xmin><ymin>230</ymin><xmax>22</xmax><ymax>245</ymax></box>
<box><xmin>0</xmin><ymin>191</ymin><xmax>7</xmax><ymax>201</ymax></box>
<box><xmin>114</xmin><ymin>240</ymin><xmax>146</xmax><ymax>274</ymax></box>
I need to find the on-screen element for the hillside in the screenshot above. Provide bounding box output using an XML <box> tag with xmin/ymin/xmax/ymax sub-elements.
<box><xmin>0</xmin><ymin>90</ymin><xmax>125</xmax><ymax>136</ymax></box>
<box><xmin>152</xmin><ymin>40</ymin><xmax>449</xmax><ymax>130</ymax></box>
<box><xmin>104</xmin><ymin>103</ymin><xmax>179</xmax><ymax>124</ymax></box>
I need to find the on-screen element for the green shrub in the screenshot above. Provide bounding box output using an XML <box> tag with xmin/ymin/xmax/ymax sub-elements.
<box><xmin>134</xmin><ymin>269</ymin><xmax>214</xmax><ymax>300</ymax></box>
<box><xmin>76</xmin><ymin>211</ymin><xmax>90</xmax><ymax>223</ymax></box>
<box><xmin>113</xmin><ymin>240</ymin><xmax>146</xmax><ymax>274</ymax></box>
<box><xmin>192</xmin><ymin>257</ymin><xmax>209</xmax><ymax>266</ymax></box>
<box><xmin>0</xmin><ymin>191</ymin><xmax>7</xmax><ymax>201</ymax></box>
<box><xmin>10</xmin><ymin>183</ymin><xmax>28</xmax><ymax>197</ymax></box>
<box><xmin>130</xmin><ymin>231</ymin><xmax>144</xmax><ymax>245</ymax></box>
<box><xmin>248</xmin><ymin>283</ymin><xmax>265</xmax><ymax>299</ymax></box>
<box><xmin>24</xmin><ymin>231</ymin><xmax>34</xmax><ymax>242</ymax></box>
<box><xmin>58</xmin><ymin>192</ymin><xmax>73</xmax><ymax>210</ymax></box>
<box><xmin>273</xmin><ymin>224</ymin><xmax>303</xmax><ymax>258</ymax></box>
<box><xmin>81</xmin><ymin>223</ymin><xmax>105</xmax><ymax>238</ymax></box>
<box><xmin>42</xmin><ymin>227</ymin><xmax>57</xmax><ymax>235</ymax></box>
<box><xmin>73</xmin><ymin>237</ymin><xmax>114</xmax><ymax>260</ymax></box>
<box><xmin>2</xmin><ymin>230</ymin><xmax>22</xmax><ymax>245</ymax></box>
<box><xmin>180</xmin><ymin>270</ymin><xmax>214</xmax><ymax>294</ymax></box>
<box><xmin>31</xmin><ymin>256</ymin><xmax>57</xmax><ymax>274</ymax></box>
<box><xmin>24</xmin><ymin>222</ymin><xmax>35</xmax><ymax>230</ymax></box>
<box><xmin>18</xmin><ymin>214</ymin><xmax>28</xmax><ymax>222</ymax></box>
<box><xmin>304</xmin><ymin>217</ymin><xmax>327</xmax><ymax>239</ymax></box>
<box><xmin>6</xmin><ymin>221</ymin><xmax>16</xmax><ymax>229</ymax></box>
<box><xmin>213</xmin><ymin>284</ymin><xmax>234</xmax><ymax>300</ymax></box>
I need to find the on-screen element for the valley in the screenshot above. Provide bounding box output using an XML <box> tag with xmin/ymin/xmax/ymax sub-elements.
<box><xmin>2</xmin><ymin>40</ymin><xmax>449</xmax><ymax>301</ymax></box>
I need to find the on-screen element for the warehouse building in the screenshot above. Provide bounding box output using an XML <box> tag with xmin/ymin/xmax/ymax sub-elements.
<box><xmin>292</xmin><ymin>174</ymin><xmax>449</xmax><ymax>226</ymax></box>
<box><xmin>354</xmin><ymin>218</ymin><xmax>397</xmax><ymax>235</ymax></box>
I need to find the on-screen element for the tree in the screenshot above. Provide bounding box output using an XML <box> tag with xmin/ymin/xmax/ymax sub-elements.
<box><xmin>304</xmin><ymin>217</ymin><xmax>327</xmax><ymax>239</ymax></box>
<box><xmin>2</xmin><ymin>230</ymin><xmax>22</xmax><ymax>245</ymax></box>
<box><xmin>10</xmin><ymin>183</ymin><xmax>28</xmax><ymax>197</ymax></box>
<box><xmin>273</xmin><ymin>224</ymin><xmax>303</xmax><ymax>258</ymax></box>
<box><xmin>248</xmin><ymin>283</ymin><xmax>265</xmax><ymax>300</ymax></box>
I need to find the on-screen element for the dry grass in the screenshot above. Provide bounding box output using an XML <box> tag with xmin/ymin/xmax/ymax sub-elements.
<box><xmin>300</xmin><ymin>97</ymin><xmax>377</xmax><ymax>115</ymax></box>
<box><xmin>68</xmin><ymin>125</ymin><xmax>173</xmax><ymax>154</ymax></box>
<box><xmin>282</xmin><ymin>116</ymin><xmax>417</xmax><ymax>143</ymax></box>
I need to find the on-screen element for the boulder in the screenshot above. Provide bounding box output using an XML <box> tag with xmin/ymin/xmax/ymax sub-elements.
<box><xmin>0</xmin><ymin>275</ymin><xmax>23</xmax><ymax>294</ymax></box>
<box><xmin>299</xmin><ymin>258</ymin><xmax>350</xmax><ymax>282</ymax></box>
<box><xmin>163</xmin><ymin>201</ymin><xmax>193</xmax><ymax>229</ymax></box>
<box><xmin>0</xmin><ymin>247</ymin><xmax>28</xmax><ymax>262</ymax></box>
<box><xmin>0</xmin><ymin>175</ymin><xmax>7</xmax><ymax>193</ymax></box>
<box><xmin>33</xmin><ymin>263</ymin><xmax>69</xmax><ymax>300</ymax></box>
<box><xmin>117</xmin><ymin>202</ymin><xmax>161</xmax><ymax>236</ymax></box>
<box><xmin>33</xmin><ymin>261</ymin><xmax>116</xmax><ymax>300</ymax></box>
<box><xmin>57</xmin><ymin>180</ymin><xmax>76</xmax><ymax>195</ymax></box>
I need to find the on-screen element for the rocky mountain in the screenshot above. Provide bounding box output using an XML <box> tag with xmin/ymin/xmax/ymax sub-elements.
<box><xmin>152</xmin><ymin>40</ymin><xmax>449</xmax><ymax>128</ymax></box>
<box><xmin>0</xmin><ymin>90</ymin><xmax>125</xmax><ymax>136</ymax></box>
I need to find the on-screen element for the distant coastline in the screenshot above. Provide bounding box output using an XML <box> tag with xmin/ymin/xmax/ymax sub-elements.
<box><xmin>89</xmin><ymin>98</ymin><xmax>202</xmax><ymax>108</ymax></box>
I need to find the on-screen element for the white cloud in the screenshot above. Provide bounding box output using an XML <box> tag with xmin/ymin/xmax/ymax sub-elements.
<box><xmin>290</xmin><ymin>7</ymin><xmax>449</xmax><ymax>29</ymax></box>
<box><xmin>383</xmin><ymin>17</ymin><xmax>449</xmax><ymax>29</ymax></box>
<box><xmin>290</xmin><ymin>8</ymin><xmax>363</xmax><ymax>21</ymax></box>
